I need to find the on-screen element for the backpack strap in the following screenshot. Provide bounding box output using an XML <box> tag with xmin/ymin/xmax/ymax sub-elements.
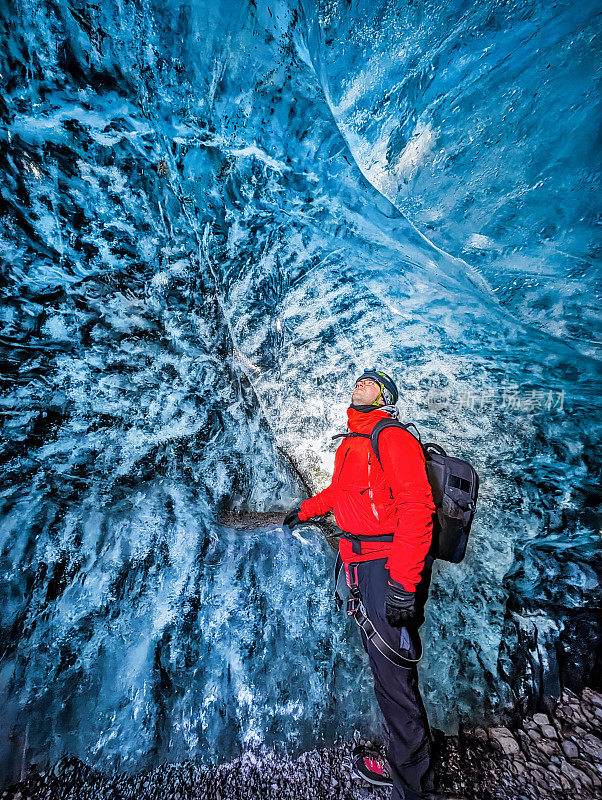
<box><xmin>333</xmin><ymin>421</ymin><xmax>423</xmax><ymax>464</ymax></box>
<box><xmin>369</xmin><ymin>419</ymin><xmax>423</xmax><ymax>464</ymax></box>
<box><xmin>331</xmin><ymin>432</ymin><xmax>371</xmax><ymax>441</ymax></box>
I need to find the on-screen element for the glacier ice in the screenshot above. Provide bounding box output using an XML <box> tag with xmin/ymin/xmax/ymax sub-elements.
<box><xmin>0</xmin><ymin>0</ymin><xmax>600</xmax><ymax>785</ymax></box>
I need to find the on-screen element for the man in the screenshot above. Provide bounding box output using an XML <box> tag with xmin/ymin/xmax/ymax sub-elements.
<box><xmin>284</xmin><ymin>368</ymin><xmax>437</xmax><ymax>800</ymax></box>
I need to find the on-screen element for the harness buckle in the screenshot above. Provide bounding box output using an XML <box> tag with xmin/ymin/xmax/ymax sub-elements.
<box><xmin>346</xmin><ymin>596</ymin><xmax>360</xmax><ymax>616</ymax></box>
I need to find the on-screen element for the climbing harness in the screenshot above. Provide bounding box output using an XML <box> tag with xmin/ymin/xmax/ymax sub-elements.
<box><xmin>334</xmin><ymin>553</ymin><xmax>422</xmax><ymax>670</ymax></box>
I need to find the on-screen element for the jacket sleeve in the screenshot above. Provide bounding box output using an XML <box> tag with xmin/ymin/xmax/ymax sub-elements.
<box><xmin>378</xmin><ymin>428</ymin><xmax>435</xmax><ymax>591</ymax></box>
<box><xmin>298</xmin><ymin>483</ymin><xmax>334</xmax><ymax>521</ymax></box>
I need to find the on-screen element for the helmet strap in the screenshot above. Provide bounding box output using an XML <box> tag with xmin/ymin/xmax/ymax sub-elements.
<box><xmin>371</xmin><ymin>384</ymin><xmax>384</xmax><ymax>406</ymax></box>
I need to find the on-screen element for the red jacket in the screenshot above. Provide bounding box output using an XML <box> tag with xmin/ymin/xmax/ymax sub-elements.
<box><xmin>299</xmin><ymin>407</ymin><xmax>435</xmax><ymax>591</ymax></box>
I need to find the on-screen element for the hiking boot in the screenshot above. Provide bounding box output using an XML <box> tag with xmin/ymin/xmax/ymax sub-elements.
<box><xmin>351</xmin><ymin>743</ymin><xmax>393</xmax><ymax>788</ymax></box>
<box><xmin>423</xmin><ymin>795</ymin><xmax>468</xmax><ymax>800</ymax></box>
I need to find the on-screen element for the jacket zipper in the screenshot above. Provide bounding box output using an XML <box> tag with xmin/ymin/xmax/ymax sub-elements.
<box><xmin>336</xmin><ymin>446</ymin><xmax>350</xmax><ymax>483</ymax></box>
<box><xmin>367</xmin><ymin>453</ymin><xmax>380</xmax><ymax>522</ymax></box>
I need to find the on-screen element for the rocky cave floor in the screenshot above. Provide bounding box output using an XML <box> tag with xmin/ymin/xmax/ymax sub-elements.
<box><xmin>2</xmin><ymin>688</ymin><xmax>601</xmax><ymax>800</ymax></box>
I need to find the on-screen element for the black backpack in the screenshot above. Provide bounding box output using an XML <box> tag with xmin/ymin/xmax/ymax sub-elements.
<box><xmin>334</xmin><ymin>419</ymin><xmax>479</xmax><ymax>563</ymax></box>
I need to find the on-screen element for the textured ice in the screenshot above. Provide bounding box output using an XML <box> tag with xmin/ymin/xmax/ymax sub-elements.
<box><xmin>0</xmin><ymin>0</ymin><xmax>600</xmax><ymax>787</ymax></box>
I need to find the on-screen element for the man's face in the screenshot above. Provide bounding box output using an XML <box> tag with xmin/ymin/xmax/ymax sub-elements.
<box><xmin>352</xmin><ymin>377</ymin><xmax>383</xmax><ymax>406</ymax></box>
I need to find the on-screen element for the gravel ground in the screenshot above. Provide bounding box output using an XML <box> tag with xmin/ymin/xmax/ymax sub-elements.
<box><xmin>2</xmin><ymin>688</ymin><xmax>601</xmax><ymax>800</ymax></box>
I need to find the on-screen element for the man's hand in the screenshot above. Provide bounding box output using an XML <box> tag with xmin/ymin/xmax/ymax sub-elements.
<box><xmin>385</xmin><ymin>578</ymin><xmax>416</xmax><ymax>627</ymax></box>
<box><xmin>283</xmin><ymin>508</ymin><xmax>303</xmax><ymax>530</ymax></box>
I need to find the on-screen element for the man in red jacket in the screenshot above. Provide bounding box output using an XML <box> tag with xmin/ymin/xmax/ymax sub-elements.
<box><xmin>284</xmin><ymin>369</ymin><xmax>436</xmax><ymax>800</ymax></box>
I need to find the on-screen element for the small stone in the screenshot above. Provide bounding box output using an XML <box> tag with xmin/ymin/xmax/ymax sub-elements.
<box><xmin>558</xmin><ymin>775</ymin><xmax>571</xmax><ymax>792</ymax></box>
<box><xmin>561</xmin><ymin>758</ymin><xmax>593</xmax><ymax>790</ymax></box>
<box><xmin>578</xmin><ymin>733</ymin><xmax>602</xmax><ymax>761</ymax></box>
<box><xmin>582</xmin><ymin>688</ymin><xmax>602</xmax><ymax>709</ymax></box>
<box><xmin>574</xmin><ymin>760</ymin><xmax>602</xmax><ymax>789</ymax></box>
<box><xmin>532</xmin><ymin>713</ymin><xmax>550</xmax><ymax>727</ymax></box>
<box><xmin>542</xmin><ymin>724</ymin><xmax>557</xmax><ymax>739</ymax></box>
<box><xmin>562</xmin><ymin>740</ymin><xmax>579</xmax><ymax>759</ymax></box>
<box><xmin>531</xmin><ymin>765</ymin><xmax>549</xmax><ymax>783</ymax></box>
<box><xmin>489</xmin><ymin>726</ymin><xmax>521</xmax><ymax>755</ymax></box>
<box><xmin>534</xmin><ymin>738</ymin><xmax>558</xmax><ymax>757</ymax></box>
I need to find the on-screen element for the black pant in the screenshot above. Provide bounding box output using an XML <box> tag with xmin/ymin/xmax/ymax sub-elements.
<box><xmin>354</xmin><ymin>557</ymin><xmax>433</xmax><ymax>800</ymax></box>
